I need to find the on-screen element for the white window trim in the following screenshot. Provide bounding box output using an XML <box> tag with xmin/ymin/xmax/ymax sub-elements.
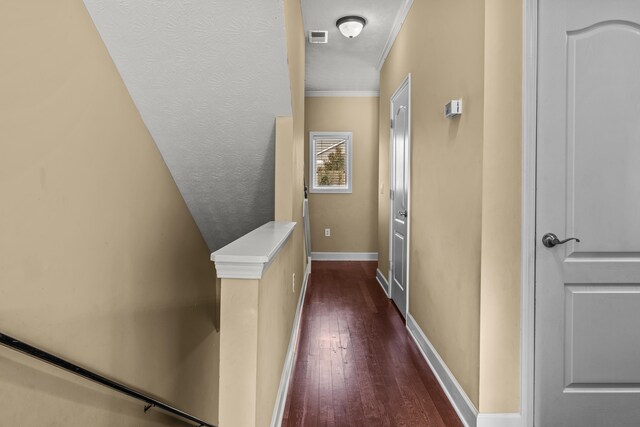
<box><xmin>309</xmin><ymin>131</ymin><xmax>353</xmax><ymax>194</ymax></box>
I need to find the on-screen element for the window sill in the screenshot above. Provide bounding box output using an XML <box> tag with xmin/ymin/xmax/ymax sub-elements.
<box><xmin>309</xmin><ymin>188</ymin><xmax>353</xmax><ymax>194</ymax></box>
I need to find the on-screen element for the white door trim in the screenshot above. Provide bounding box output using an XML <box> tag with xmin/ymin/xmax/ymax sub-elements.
<box><xmin>521</xmin><ymin>0</ymin><xmax>538</xmax><ymax>426</ymax></box>
<box><xmin>388</xmin><ymin>74</ymin><xmax>412</xmax><ymax>316</ymax></box>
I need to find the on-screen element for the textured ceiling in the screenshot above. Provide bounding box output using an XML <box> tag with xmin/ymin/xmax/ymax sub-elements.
<box><xmin>302</xmin><ymin>0</ymin><xmax>406</xmax><ymax>92</ymax></box>
<box><xmin>83</xmin><ymin>0</ymin><xmax>292</xmax><ymax>251</ymax></box>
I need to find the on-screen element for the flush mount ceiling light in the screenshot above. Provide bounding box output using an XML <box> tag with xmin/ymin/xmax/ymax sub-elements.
<box><xmin>336</xmin><ymin>16</ymin><xmax>366</xmax><ymax>38</ymax></box>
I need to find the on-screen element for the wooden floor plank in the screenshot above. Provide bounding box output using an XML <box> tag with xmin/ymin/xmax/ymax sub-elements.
<box><xmin>282</xmin><ymin>261</ymin><xmax>463</xmax><ymax>427</ymax></box>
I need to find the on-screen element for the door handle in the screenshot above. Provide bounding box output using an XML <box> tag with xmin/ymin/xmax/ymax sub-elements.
<box><xmin>542</xmin><ymin>232</ymin><xmax>580</xmax><ymax>248</ymax></box>
<box><xmin>398</xmin><ymin>210</ymin><xmax>407</xmax><ymax>218</ymax></box>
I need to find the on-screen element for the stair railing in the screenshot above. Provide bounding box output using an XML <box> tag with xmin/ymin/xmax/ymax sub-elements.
<box><xmin>0</xmin><ymin>332</ymin><xmax>216</xmax><ymax>427</ymax></box>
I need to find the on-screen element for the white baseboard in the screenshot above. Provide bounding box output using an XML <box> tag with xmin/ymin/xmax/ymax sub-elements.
<box><xmin>477</xmin><ymin>413</ymin><xmax>522</xmax><ymax>427</ymax></box>
<box><xmin>406</xmin><ymin>314</ymin><xmax>479</xmax><ymax>427</ymax></box>
<box><xmin>311</xmin><ymin>252</ymin><xmax>378</xmax><ymax>261</ymax></box>
<box><xmin>376</xmin><ymin>268</ymin><xmax>390</xmax><ymax>297</ymax></box>
<box><xmin>270</xmin><ymin>257</ymin><xmax>312</xmax><ymax>427</ymax></box>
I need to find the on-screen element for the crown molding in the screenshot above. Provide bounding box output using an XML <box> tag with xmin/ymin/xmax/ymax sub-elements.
<box><xmin>305</xmin><ymin>90</ymin><xmax>379</xmax><ymax>97</ymax></box>
<box><xmin>376</xmin><ymin>0</ymin><xmax>414</xmax><ymax>70</ymax></box>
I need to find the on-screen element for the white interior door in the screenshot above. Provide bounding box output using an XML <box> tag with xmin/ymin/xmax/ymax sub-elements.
<box><xmin>535</xmin><ymin>1</ymin><xmax>640</xmax><ymax>425</ymax></box>
<box><xmin>390</xmin><ymin>77</ymin><xmax>410</xmax><ymax>318</ymax></box>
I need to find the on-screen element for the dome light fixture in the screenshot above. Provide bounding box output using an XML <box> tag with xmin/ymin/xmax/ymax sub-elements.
<box><xmin>336</xmin><ymin>16</ymin><xmax>366</xmax><ymax>38</ymax></box>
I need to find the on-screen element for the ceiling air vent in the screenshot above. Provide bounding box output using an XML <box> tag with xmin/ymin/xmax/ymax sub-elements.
<box><xmin>308</xmin><ymin>30</ymin><xmax>328</xmax><ymax>44</ymax></box>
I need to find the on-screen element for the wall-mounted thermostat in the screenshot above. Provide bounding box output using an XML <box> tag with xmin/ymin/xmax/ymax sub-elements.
<box><xmin>445</xmin><ymin>99</ymin><xmax>462</xmax><ymax>118</ymax></box>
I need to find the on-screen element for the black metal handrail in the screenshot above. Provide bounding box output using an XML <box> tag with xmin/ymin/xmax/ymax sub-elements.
<box><xmin>0</xmin><ymin>332</ymin><xmax>216</xmax><ymax>427</ymax></box>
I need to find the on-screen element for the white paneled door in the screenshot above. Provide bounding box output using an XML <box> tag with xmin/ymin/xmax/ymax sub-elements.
<box><xmin>535</xmin><ymin>1</ymin><xmax>640</xmax><ymax>425</ymax></box>
<box><xmin>390</xmin><ymin>76</ymin><xmax>410</xmax><ymax>318</ymax></box>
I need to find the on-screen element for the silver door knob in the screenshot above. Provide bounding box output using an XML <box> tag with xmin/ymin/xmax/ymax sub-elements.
<box><xmin>542</xmin><ymin>232</ymin><xmax>580</xmax><ymax>248</ymax></box>
<box><xmin>398</xmin><ymin>210</ymin><xmax>407</xmax><ymax>218</ymax></box>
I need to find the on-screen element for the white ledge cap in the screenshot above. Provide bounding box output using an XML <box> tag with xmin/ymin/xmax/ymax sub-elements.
<box><xmin>211</xmin><ymin>221</ymin><xmax>296</xmax><ymax>279</ymax></box>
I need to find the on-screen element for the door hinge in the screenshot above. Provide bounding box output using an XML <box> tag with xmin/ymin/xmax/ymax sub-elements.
<box><xmin>390</xmin><ymin>189</ymin><xmax>394</xmax><ymax>199</ymax></box>
<box><xmin>390</xmin><ymin>119</ymin><xmax>394</xmax><ymax>128</ymax></box>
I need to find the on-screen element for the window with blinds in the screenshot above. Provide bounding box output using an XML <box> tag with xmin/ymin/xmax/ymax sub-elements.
<box><xmin>309</xmin><ymin>132</ymin><xmax>353</xmax><ymax>193</ymax></box>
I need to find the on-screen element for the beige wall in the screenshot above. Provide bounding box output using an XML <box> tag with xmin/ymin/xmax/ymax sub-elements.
<box><xmin>275</xmin><ymin>116</ymin><xmax>294</xmax><ymax>220</ymax></box>
<box><xmin>218</xmin><ymin>1</ymin><xmax>306</xmax><ymax>424</ymax></box>
<box><xmin>305</xmin><ymin>97</ymin><xmax>379</xmax><ymax>253</ymax></box>
<box><xmin>379</xmin><ymin>0</ymin><xmax>486</xmax><ymax>407</ymax></box>
<box><xmin>219</xmin><ymin>0</ymin><xmax>308</xmax><ymax>424</ymax></box>
<box><xmin>0</xmin><ymin>1</ymin><xmax>219</xmax><ymax>425</ymax></box>
<box><xmin>218</xmin><ymin>277</ymin><xmax>260</xmax><ymax>427</ymax></box>
<box><xmin>479</xmin><ymin>0</ymin><xmax>522</xmax><ymax>413</ymax></box>
<box><xmin>255</xmin><ymin>237</ymin><xmax>299</xmax><ymax>425</ymax></box>
<box><xmin>378</xmin><ymin>0</ymin><xmax>522</xmax><ymax>412</ymax></box>
<box><xmin>217</xmin><ymin>235</ymin><xmax>299</xmax><ymax>427</ymax></box>
<box><xmin>283</xmin><ymin>0</ymin><xmax>307</xmax><ymax>277</ymax></box>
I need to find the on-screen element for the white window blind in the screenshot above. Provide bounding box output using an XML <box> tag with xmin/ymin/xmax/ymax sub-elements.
<box><xmin>309</xmin><ymin>132</ymin><xmax>352</xmax><ymax>194</ymax></box>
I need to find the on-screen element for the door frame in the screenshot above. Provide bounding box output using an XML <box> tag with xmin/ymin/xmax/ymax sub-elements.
<box><xmin>388</xmin><ymin>73</ymin><xmax>412</xmax><ymax>318</ymax></box>
<box><xmin>521</xmin><ymin>0</ymin><xmax>538</xmax><ymax>425</ymax></box>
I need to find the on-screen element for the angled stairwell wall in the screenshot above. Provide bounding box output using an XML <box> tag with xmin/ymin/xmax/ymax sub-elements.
<box><xmin>83</xmin><ymin>0</ymin><xmax>295</xmax><ymax>252</ymax></box>
<box><xmin>0</xmin><ymin>1</ymin><xmax>219</xmax><ymax>425</ymax></box>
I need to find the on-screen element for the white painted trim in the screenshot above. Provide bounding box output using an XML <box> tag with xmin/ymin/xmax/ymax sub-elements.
<box><xmin>406</xmin><ymin>314</ymin><xmax>478</xmax><ymax>427</ymax></box>
<box><xmin>376</xmin><ymin>0</ymin><xmax>414</xmax><ymax>70</ymax></box>
<box><xmin>270</xmin><ymin>258</ymin><xmax>312</xmax><ymax>427</ymax></box>
<box><xmin>212</xmin><ymin>262</ymin><xmax>266</xmax><ymax>280</ymax></box>
<box><xmin>305</xmin><ymin>90</ymin><xmax>379</xmax><ymax>97</ymax></box>
<box><xmin>308</xmin><ymin>131</ymin><xmax>353</xmax><ymax>194</ymax></box>
<box><xmin>388</xmin><ymin>74</ymin><xmax>412</xmax><ymax>319</ymax></box>
<box><xmin>303</xmin><ymin>200</ymin><xmax>311</xmax><ymax>260</ymax></box>
<box><xmin>211</xmin><ymin>221</ymin><xmax>296</xmax><ymax>279</ymax></box>
<box><xmin>376</xmin><ymin>268</ymin><xmax>390</xmax><ymax>297</ymax></box>
<box><xmin>521</xmin><ymin>0</ymin><xmax>538</xmax><ymax>426</ymax></box>
<box><xmin>477</xmin><ymin>413</ymin><xmax>522</xmax><ymax>427</ymax></box>
<box><xmin>311</xmin><ymin>252</ymin><xmax>378</xmax><ymax>261</ymax></box>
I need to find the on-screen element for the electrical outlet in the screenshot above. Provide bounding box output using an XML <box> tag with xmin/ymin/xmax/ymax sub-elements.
<box><xmin>325</xmin><ymin>228</ymin><xmax>331</xmax><ymax>237</ymax></box>
<box><xmin>292</xmin><ymin>273</ymin><xmax>296</xmax><ymax>293</ymax></box>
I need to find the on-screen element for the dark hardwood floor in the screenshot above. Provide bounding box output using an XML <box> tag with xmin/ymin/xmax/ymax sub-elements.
<box><xmin>281</xmin><ymin>261</ymin><xmax>463</xmax><ymax>427</ymax></box>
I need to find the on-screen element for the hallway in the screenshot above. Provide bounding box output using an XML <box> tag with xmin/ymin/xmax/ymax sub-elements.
<box><xmin>282</xmin><ymin>262</ymin><xmax>462</xmax><ymax>427</ymax></box>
